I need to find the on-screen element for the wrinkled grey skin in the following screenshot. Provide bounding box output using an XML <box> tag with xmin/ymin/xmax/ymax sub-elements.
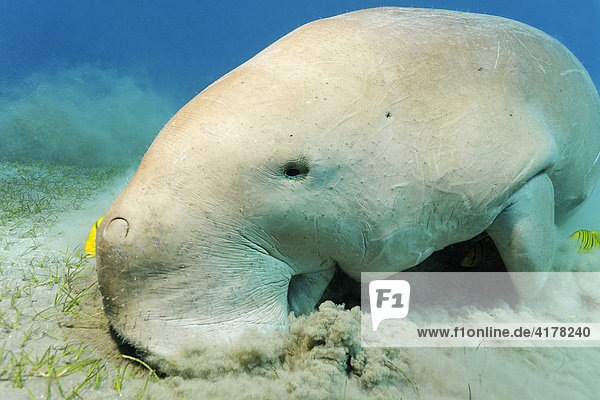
<box><xmin>96</xmin><ymin>7</ymin><xmax>600</xmax><ymax>358</ymax></box>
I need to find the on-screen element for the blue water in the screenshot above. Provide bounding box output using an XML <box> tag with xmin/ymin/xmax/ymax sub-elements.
<box><xmin>0</xmin><ymin>0</ymin><xmax>598</xmax><ymax>164</ymax></box>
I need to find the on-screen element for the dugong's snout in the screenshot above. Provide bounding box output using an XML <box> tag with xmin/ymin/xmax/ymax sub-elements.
<box><xmin>95</xmin><ymin>212</ymin><xmax>143</xmax><ymax>328</ymax></box>
<box><xmin>95</xmin><ymin>199</ymin><xmax>185</xmax><ymax>353</ymax></box>
<box><xmin>95</xmin><ymin>198</ymin><xmax>295</xmax><ymax>357</ymax></box>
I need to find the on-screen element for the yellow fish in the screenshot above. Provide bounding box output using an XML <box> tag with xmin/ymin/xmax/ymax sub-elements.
<box><xmin>570</xmin><ymin>229</ymin><xmax>600</xmax><ymax>253</ymax></box>
<box><xmin>460</xmin><ymin>237</ymin><xmax>493</xmax><ymax>268</ymax></box>
<box><xmin>84</xmin><ymin>216</ymin><xmax>104</xmax><ymax>258</ymax></box>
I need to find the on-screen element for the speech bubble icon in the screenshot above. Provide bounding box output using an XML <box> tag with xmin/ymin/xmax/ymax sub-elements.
<box><xmin>369</xmin><ymin>279</ymin><xmax>411</xmax><ymax>331</ymax></box>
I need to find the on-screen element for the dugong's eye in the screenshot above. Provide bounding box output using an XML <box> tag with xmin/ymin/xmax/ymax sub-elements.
<box><xmin>282</xmin><ymin>159</ymin><xmax>309</xmax><ymax>180</ymax></box>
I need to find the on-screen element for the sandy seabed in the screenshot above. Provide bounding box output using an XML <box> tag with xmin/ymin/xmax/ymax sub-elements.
<box><xmin>1</xmin><ymin>161</ymin><xmax>599</xmax><ymax>400</ymax></box>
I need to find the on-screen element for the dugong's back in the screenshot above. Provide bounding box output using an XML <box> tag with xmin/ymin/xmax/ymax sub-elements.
<box><xmin>209</xmin><ymin>7</ymin><xmax>597</xmax><ymax>222</ymax></box>
<box><xmin>327</xmin><ymin>8</ymin><xmax>599</xmax><ymax>218</ymax></box>
<box><xmin>151</xmin><ymin>8</ymin><xmax>600</xmax><ymax>223</ymax></box>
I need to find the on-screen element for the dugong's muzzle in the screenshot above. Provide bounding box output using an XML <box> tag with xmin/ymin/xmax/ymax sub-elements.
<box><xmin>96</xmin><ymin>192</ymin><xmax>294</xmax><ymax>357</ymax></box>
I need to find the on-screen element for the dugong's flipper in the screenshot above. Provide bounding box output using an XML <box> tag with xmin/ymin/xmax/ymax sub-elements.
<box><xmin>288</xmin><ymin>266</ymin><xmax>336</xmax><ymax>316</ymax></box>
<box><xmin>487</xmin><ymin>174</ymin><xmax>555</xmax><ymax>298</ymax></box>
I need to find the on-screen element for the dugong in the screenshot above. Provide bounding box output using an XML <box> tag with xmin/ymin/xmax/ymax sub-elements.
<box><xmin>96</xmin><ymin>7</ymin><xmax>600</xmax><ymax>358</ymax></box>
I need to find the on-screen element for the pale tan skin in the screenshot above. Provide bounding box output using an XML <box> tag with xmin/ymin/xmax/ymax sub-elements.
<box><xmin>96</xmin><ymin>8</ymin><xmax>600</xmax><ymax>358</ymax></box>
